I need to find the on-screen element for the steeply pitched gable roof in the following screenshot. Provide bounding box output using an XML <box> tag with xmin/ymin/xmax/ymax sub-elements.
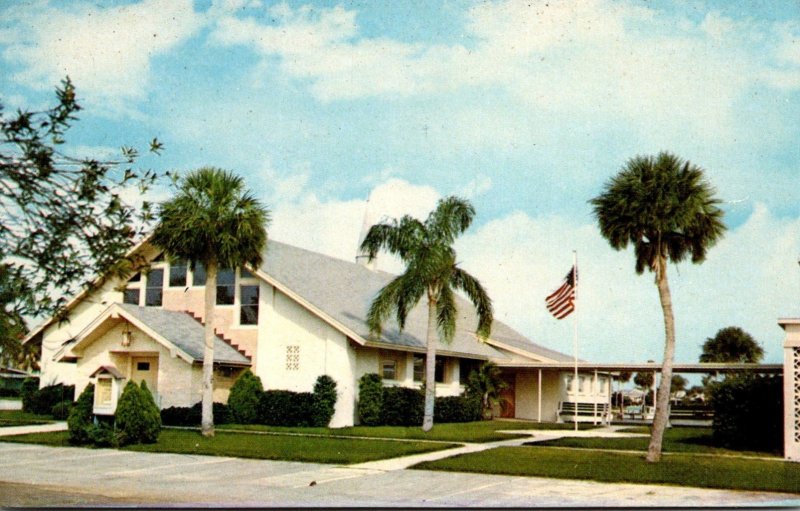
<box><xmin>256</xmin><ymin>240</ymin><xmax>572</xmax><ymax>363</ymax></box>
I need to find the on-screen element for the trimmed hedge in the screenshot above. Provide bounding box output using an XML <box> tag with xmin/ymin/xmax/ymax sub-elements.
<box><xmin>435</xmin><ymin>395</ymin><xmax>482</xmax><ymax>423</ymax></box>
<box><xmin>382</xmin><ymin>386</ymin><xmax>424</xmax><ymax>426</ymax></box>
<box><xmin>711</xmin><ymin>374</ymin><xmax>783</xmax><ymax>453</ymax></box>
<box><xmin>258</xmin><ymin>390</ymin><xmax>314</xmax><ymax>427</ymax></box>
<box><xmin>161</xmin><ymin>402</ymin><xmax>230</xmax><ymax>426</ymax></box>
<box><xmin>357</xmin><ymin>373</ymin><xmax>383</xmax><ymax>426</ymax></box>
<box><xmin>357</xmin><ymin>373</ymin><xmax>480</xmax><ymax>426</ymax></box>
<box><xmin>114</xmin><ymin>381</ymin><xmax>161</xmax><ymax>445</ymax></box>
<box><xmin>22</xmin><ymin>380</ymin><xmax>74</xmax><ymax>415</ymax></box>
<box><xmin>67</xmin><ymin>384</ymin><xmax>95</xmax><ymax>445</ymax></box>
<box><xmin>228</xmin><ymin>369</ymin><xmax>263</xmax><ymax>424</ymax></box>
<box><xmin>311</xmin><ymin>375</ymin><xmax>338</xmax><ymax>427</ymax></box>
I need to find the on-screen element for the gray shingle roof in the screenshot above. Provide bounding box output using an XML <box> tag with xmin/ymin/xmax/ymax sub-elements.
<box><xmin>259</xmin><ymin>241</ymin><xmax>572</xmax><ymax>362</ymax></box>
<box><xmin>117</xmin><ymin>304</ymin><xmax>251</xmax><ymax>366</ymax></box>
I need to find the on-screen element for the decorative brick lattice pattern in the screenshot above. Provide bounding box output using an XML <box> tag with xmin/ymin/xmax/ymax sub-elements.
<box><xmin>286</xmin><ymin>345</ymin><xmax>300</xmax><ymax>371</ymax></box>
<box><xmin>794</xmin><ymin>348</ymin><xmax>800</xmax><ymax>443</ymax></box>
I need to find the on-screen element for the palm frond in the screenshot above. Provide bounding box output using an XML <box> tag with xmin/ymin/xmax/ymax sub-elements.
<box><xmin>426</xmin><ymin>196</ymin><xmax>475</xmax><ymax>244</ymax></box>
<box><xmin>452</xmin><ymin>267</ymin><xmax>493</xmax><ymax>338</ymax></box>
<box><xmin>436</xmin><ymin>284</ymin><xmax>457</xmax><ymax>343</ymax></box>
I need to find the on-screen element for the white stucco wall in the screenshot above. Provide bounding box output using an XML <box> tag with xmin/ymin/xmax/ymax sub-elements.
<box><xmin>513</xmin><ymin>370</ymin><xmax>562</xmax><ymax>422</ymax></box>
<box><xmin>74</xmin><ymin>322</ymin><xmax>199</xmax><ymax>409</ymax></box>
<box><xmin>780</xmin><ymin>320</ymin><xmax>800</xmax><ymax>462</ymax></box>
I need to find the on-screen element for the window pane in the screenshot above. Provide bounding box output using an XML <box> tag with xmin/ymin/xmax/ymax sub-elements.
<box><xmin>169</xmin><ymin>259</ymin><xmax>187</xmax><ymax>287</ymax></box>
<box><xmin>240</xmin><ymin>268</ymin><xmax>255</xmax><ymax>279</ymax></box>
<box><xmin>128</xmin><ymin>272</ymin><xmax>141</xmax><ymax>283</ymax></box>
<box><xmin>435</xmin><ymin>358</ymin><xmax>445</xmax><ymax>383</ymax></box>
<box><xmin>193</xmin><ymin>263</ymin><xmax>206</xmax><ymax>286</ymax></box>
<box><xmin>123</xmin><ymin>288</ymin><xmax>140</xmax><ymax>305</ymax></box>
<box><xmin>145</xmin><ymin>269</ymin><xmax>163</xmax><ymax>306</ymax></box>
<box><xmin>217</xmin><ymin>268</ymin><xmax>235</xmax><ymax>285</ymax></box>
<box><xmin>147</xmin><ymin>269</ymin><xmax>163</xmax><ymax>287</ymax></box>
<box><xmin>459</xmin><ymin>359</ymin><xmax>480</xmax><ymax>385</ymax></box>
<box><xmin>240</xmin><ymin>285</ymin><xmax>259</xmax><ymax>325</ymax></box>
<box><xmin>382</xmin><ymin>360</ymin><xmax>396</xmax><ymax>380</ymax></box>
<box><xmin>414</xmin><ymin>356</ymin><xmax>424</xmax><ymax>382</ymax></box>
<box><xmin>217</xmin><ymin>284</ymin><xmax>235</xmax><ymax>305</ymax></box>
<box><xmin>145</xmin><ymin>288</ymin><xmax>163</xmax><ymax>307</ymax></box>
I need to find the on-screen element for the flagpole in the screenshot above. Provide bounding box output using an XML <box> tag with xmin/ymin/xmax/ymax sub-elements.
<box><xmin>573</xmin><ymin>250</ymin><xmax>578</xmax><ymax>432</ymax></box>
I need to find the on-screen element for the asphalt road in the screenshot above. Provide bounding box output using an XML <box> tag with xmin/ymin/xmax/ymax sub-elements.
<box><xmin>0</xmin><ymin>442</ymin><xmax>798</xmax><ymax>507</ymax></box>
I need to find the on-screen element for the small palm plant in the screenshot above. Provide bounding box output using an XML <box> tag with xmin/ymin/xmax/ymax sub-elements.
<box><xmin>152</xmin><ymin>167</ymin><xmax>269</xmax><ymax>437</ymax></box>
<box><xmin>360</xmin><ymin>196</ymin><xmax>493</xmax><ymax>431</ymax></box>
<box><xmin>466</xmin><ymin>361</ymin><xmax>508</xmax><ymax>420</ymax></box>
<box><xmin>590</xmin><ymin>152</ymin><xmax>725</xmax><ymax>462</ymax></box>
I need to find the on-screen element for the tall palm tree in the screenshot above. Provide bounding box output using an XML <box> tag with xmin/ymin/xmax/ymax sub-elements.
<box><xmin>152</xmin><ymin>167</ymin><xmax>269</xmax><ymax>437</ymax></box>
<box><xmin>360</xmin><ymin>196</ymin><xmax>493</xmax><ymax>432</ymax></box>
<box><xmin>590</xmin><ymin>152</ymin><xmax>725</xmax><ymax>462</ymax></box>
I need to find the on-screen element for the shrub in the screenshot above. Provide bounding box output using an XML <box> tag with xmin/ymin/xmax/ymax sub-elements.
<box><xmin>114</xmin><ymin>381</ymin><xmax>161</xmax><ymax>445</ymax></box>
<box><xmin>22</xmin><ymin>381</ymin><xmax>74</xmax><ymax>415</ymax></box>
<box><xmin>51</xmin><ymin>400</ymin><xmax>72</xmax><ymax>420</ymax></box>
<box><xmin>160</xmin><ymin>401</ymin><xmax>230</xmax><ymax>426</ymax></box>
<box><xmin>257</xmin><ymin>390</ymin><xmax>314</xmax><ymax>427</ymax></box>
<box><xmin>357</xmin><ymin>373</ymin><xmax>383</xmax><ymax>426</ymax></box>
<box><xmin>311</xmin><ymin>375</ymin><xmax>338</xmax><ymax>427</ymax></box>
<box><xmin>711</xmin><ymin>374</ymin><xmax>783</xmax><ymax>453</ymax></box>
<box><xmin>88</xmin><ymin>418</ymin><xmax>120</xmax><ymax>447</ymax></box>
<box><xmin>435</xmin><ymin>394</ymin><xmax>482</xmax><ymax>423</ymax></box>
<box><xmin>381</xmin><ymin>386</ymin><xmax>424</xmax><ymax>426</ymax></box>
<box><xmin>227</xmin><ymin>369</ymin><xmax>263</xmax><ymax>424</ymax></box>
<box><xmin>67</xmin><ymin>384</ymin><xmax>95</xmax><ymax>445</ymax></box>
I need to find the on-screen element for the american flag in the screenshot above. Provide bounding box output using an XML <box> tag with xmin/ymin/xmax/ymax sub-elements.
<box><xmin>545</xmin><ymin>265</ymin><xmax>577</xmax><ymax>320</ymax></box>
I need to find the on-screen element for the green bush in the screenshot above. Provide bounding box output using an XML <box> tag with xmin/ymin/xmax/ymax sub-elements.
<box><xmin>51</xmin><ymin>400</ymin><xmax>72</xmax><ymax>420</ymax></box>
<box><xmin>311</xmin><ymin>375</ymin><xmax>338</xmax><ymax>427</ymax></box>
<box><xmin>22</xmin><ymin>381</ymin><xmax>74</xmax><ymax>415</ymax></box>
<box><xmin>88</xmin><ymin>418</ymin><xmax>120</xmax><ymax>447</ymax></box>
<box><xmin>710</xmin><ymin>374</ymin><xmax>783</xmax><ymax>453</ymax></box>
<box><xmin>67</xmin><ymin>384</ymin><xmax>95</xmax><ymax>445</ymax></box>
<box><xmin>357</xmin><ymin>373</ymin><xmax>383</xmax><ymax>426</ymax></box>
<box><xmin>227</xmin><ymin>369</ymin><xmax>264</xmax><ymax>424</ymax></box>
<box><xmin>435</xmin><ymin>394</ymin><xmax>482</xmax><ymax>423</ymax></box>
<box><xmin>257</xmin><ymin>390</ymin><xmax>314</xmax><ymax>426</ymax></box>
<box><xmin>381</xmin><ymin>386</ymin><xmax>424</xmax><ymax>426</ymax></box>
<box><xmin>160</xmin><ymin>402</ymin><xmax>230</xmax><ymax>426</ymax></box>
<box><xmin>114</xmin><ymin>381</ymin><xmax>161</xmax><ymax>445</ymax></box>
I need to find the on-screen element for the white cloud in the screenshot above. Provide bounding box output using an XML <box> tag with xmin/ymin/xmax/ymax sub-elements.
<box><xmin>209</xmin><ymin>1</ymin><xmax>800</xmax><ymax>145</ymax></box>
<box><xmin>1</xmin><ymin>0</ymin><xmax>203</xmax><ymax>102</ymax></box>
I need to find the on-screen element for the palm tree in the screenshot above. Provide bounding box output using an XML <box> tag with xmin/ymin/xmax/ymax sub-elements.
<box><xmin>152</xmin><ymin>167</ymin><xmax>269</xmax><ymax>437</ymax></box>
<box><xmin>360</xmin><ymin>196</ymin><xmax>493</xmax><ymax>431</ymax></box>
<box><xmin>589</xmin><ymin>152</ymin><xmax>725</xmax><ymax>462</ymax></box>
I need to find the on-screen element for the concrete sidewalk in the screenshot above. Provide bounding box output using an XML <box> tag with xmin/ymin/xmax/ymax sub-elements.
<box><xmin>1</xmin><ymin>426</ymin><xmax>798</xmax><ymax>507</ymax></box>
<box><xmin>0</xmin><ymin>421</ymin><xmax>67</xmax><ymax>437</ymax></box>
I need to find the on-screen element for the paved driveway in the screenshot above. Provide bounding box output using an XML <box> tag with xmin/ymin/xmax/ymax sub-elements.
<box><xmin>0</xmin><ymin>442</ymin><xmax>798</xmax><ymax>507</ymax></box>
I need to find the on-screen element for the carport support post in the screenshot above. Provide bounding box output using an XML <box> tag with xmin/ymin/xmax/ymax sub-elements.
<box><xmin>537</xmin><ymin>369</ymin><xmax>542</xmax><ymax>423</ymax></box>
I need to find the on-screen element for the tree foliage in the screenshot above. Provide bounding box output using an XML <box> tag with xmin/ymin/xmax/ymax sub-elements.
<box><xmin>700</xmin><ymin>326</ymin><xmax>764</xmax><ymax>364</ymax></box>
<box><xmin>114</xmin><ymin>380</ymin><xmax>161</xmax><ymax>445</ymax></box>
<box><xmin>0</xmin><ymin>78</ymin><xmax>161</xmax><ymax>364</ymax></box>
<box><xmin>360</xmin><ymin>196</ymin><xmax>493</xmax><ymax>432</ymax></box>
<box><xmin>633</xmin><ymin>371</ymin><xmax>654</xmax><ymax>390</ymax></box>
<box><xmin>590</xmin><ymin>151</ymin><xmax>726</xmax><ymax>462</ymax></box>
<box><xmin>67</xmin><ymin>383</ymin><xmax>95</xmax><ymax>445</ymax></box>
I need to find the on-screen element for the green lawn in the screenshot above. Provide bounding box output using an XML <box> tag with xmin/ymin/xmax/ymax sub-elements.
<box><xmin>217</xmin><ymin>420</ymin><xmax>595</xmax><ymax>443</ymax></box>
<box><xmin>0</xmin><ymin>428</ymin><xmax>459</xmax><ymax>464</ymax></box>
<box><xmin>532</xmin><ymin>427</ymin><xmax>780</xmax><ymax>458</ymax></box>
<box><xmin>0</xmin><ymin>410</ymin><xmax>53</xmax><ymax>428</ymax></box>
<box><xmin>413</xmin><ymin>445</ymin><xmax>800</xmax><ymax>494</ymax></box>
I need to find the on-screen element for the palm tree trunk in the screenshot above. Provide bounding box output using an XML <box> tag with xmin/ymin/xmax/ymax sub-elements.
<box><xmin>422</xmin><ymin>295</ymin><xmax>438</xmax><ymax>432</ymax></box>
<box><xmin>646</xmin><ymin>256</ymin><xmax>675</xmax><ymax>462</ymax></box>
<box><xmin>201</xmin><ymin>260</ymin><xmax>218</xmax><ymax>437</ymax></box>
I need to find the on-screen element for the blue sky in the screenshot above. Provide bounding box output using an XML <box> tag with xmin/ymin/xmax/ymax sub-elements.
<box><xmin>2</xmin><ymin>0</ymin><xmax>799</xmax><ymax>368</ymax></box>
